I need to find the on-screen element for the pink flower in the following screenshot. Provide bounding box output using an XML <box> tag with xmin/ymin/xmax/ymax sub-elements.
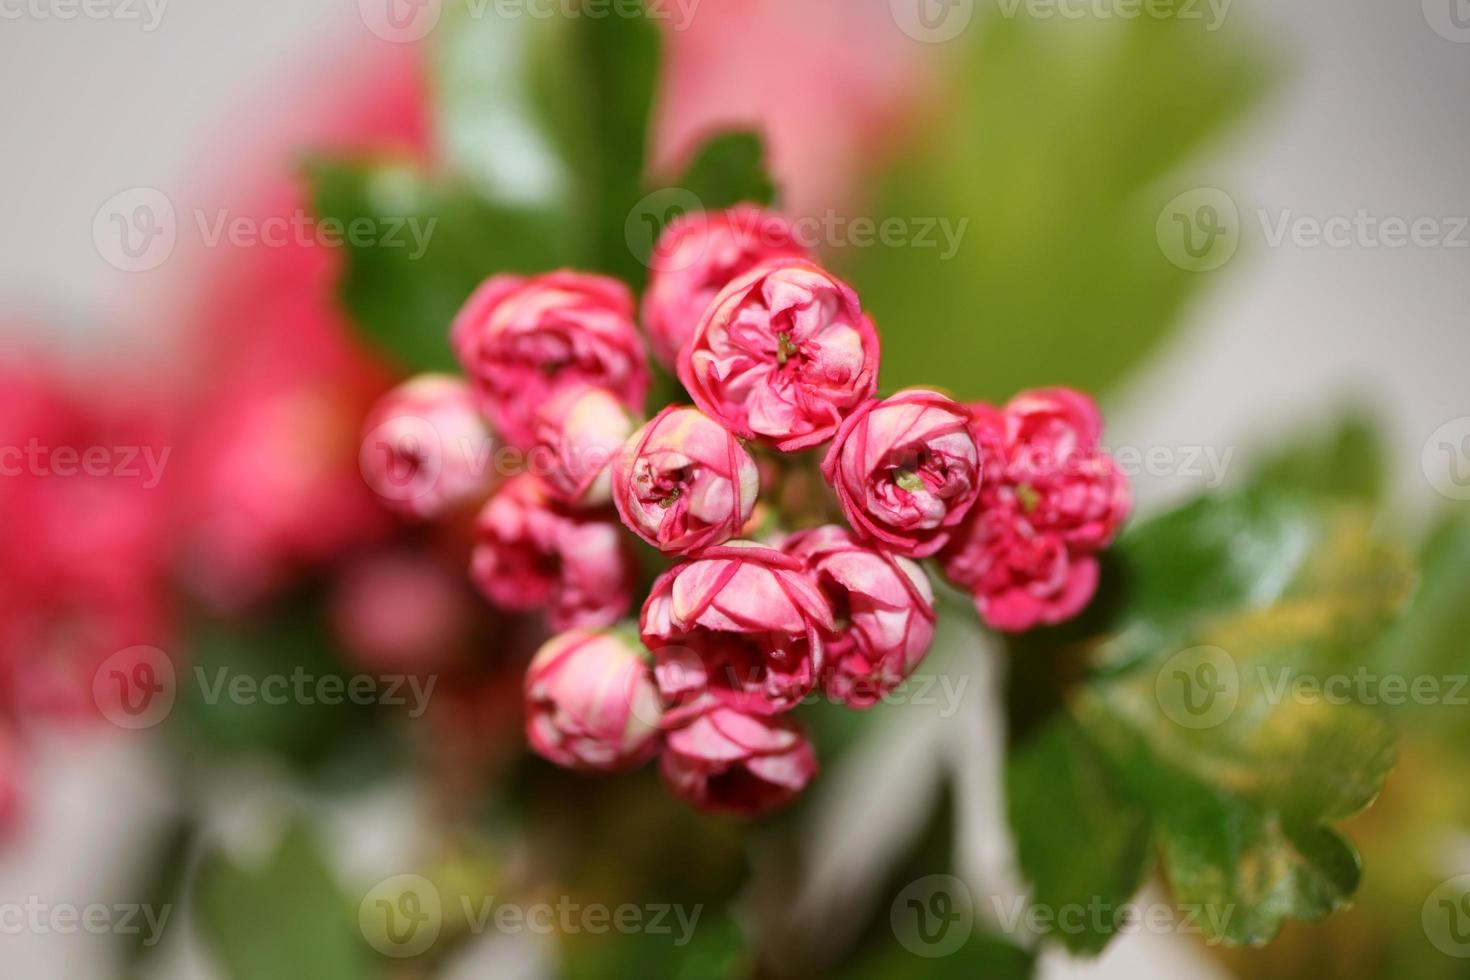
<box><xmin>0</xmin><ymin>733</ymin><xmax>21</xmax><ymax>840</ymax></box>
<box><xmin>524</xmin><ymin>628</ymin><xmax>663</xmax><ymax>772</ymax></box>
<box><xmin>784</xmin><ymin>526</ymin><xmax>935</xmax><ymax>708</ymax></box>
<box><xmin>660</xmin><ymin>705</ymin><xmax>816</xmax><ymax>817</ymax></box>
<box><xmin>471</xmin><ymin>476</ymin><xmax>637</xmax><ymax>631</ymax></box>
<box><xmin>822</xmin><ymin>388</ymin><xmax>982</xmax><ymax>558</ymax></box>
<box><xmin>360</xmin><ymin>374</ymin><xmax>494</xmax><ymax>519</ymax></box>
<box><xmin>641</xmin><ymin>542</ymin><xmax>833</xmax><ymax>716</ymax></box>
<box><xmin>643</xmin><ymin>207</ymin><xmax>809</xmax><ymax>370</ymax></box>
<box><xmin>940</xmin><ymin>388</ymin><xmax>1130</xmax><ymax>632</ymax></box>
<box><xmin>612</xmin><ymin>406</ymin><xmax>759</xmax><ymax>555</ymax></box>
<box><xmin>654</xmin><ymin>0</ymin><xmax>936</xmax><ymax>217</ymax></box>
<box><xmin>452</xmin><ymin>271</ymin><xmax>649</xmax><ymax>449</ymax></box>
<box><xmin>330</xmin><ymin>551</ymin><xmax>474</xmax><ymax>673</ymax></box>
<box><xmin>680</xmin><ymin>258</ymin><xmax>879</xmax><ymax>452</ymax></box>
<box><xmin>531</xmin><ymin>385</ymin><xmax>636</xmax><ymax>508</ymax></box>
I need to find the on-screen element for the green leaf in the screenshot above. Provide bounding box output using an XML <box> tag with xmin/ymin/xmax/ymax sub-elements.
<box><xmin>1371</xmin><ymin>510</ymin><xmax>1470</xmax><ymax>740</ymax></box>
<box><xmin>1251</xmin><ymin>409</ymin><xmax>1386</xmax><ymax>506</ymax></box>
<box><xmin>1006</xmin><ymin>715</ymin><xmax>1152</xmax><ymax>954</ymax></box>
<box><xmin>676</xmin><ymin>131</ymin><xmax>779</xmax><ymax>211</ymax></box>
<box><xmin>307</xmin><ymin>160</ymin><xmax>574</xmax><ymax>373</ymax></box>
<box><xmin>1007</xmin><ymin>468</ymin><xmax>1412</xmax><ymax>950</ymax></box>
<box><xmin>843</xmin><ymin>4</ymin><xmax>1275</xmax><ymax>399</ymax></box>
<box><xmin>193</xmin><ymin>824</ymin><xmax>369</xmax><ymax>980</ymax></box>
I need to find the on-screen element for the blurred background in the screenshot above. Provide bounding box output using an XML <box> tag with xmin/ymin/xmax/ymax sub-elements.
<box><xmin>0</xmin><ymin>0</ymin><xmax>1466</xmax><ymax>977</ymax></box>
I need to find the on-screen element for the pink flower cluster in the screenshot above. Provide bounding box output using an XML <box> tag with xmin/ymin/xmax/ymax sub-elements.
<box><xmin>364</xmin><ymin>206</ymin><xmax>1129</xmax><ymax>816</ymax></box>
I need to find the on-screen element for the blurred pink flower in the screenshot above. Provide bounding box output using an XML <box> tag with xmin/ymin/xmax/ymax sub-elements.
<box><xmin>452</xmin><ymin>272</ymin><xmax>649</xmax><ymax>451</ymax></box>
<box><xmin>612</xmin><ymin>405</ymin><xmax>759</xmax><ymax>555</ymax></box>
<box><xmin>173</xmin><ymin>43</ymin><xmax>429</xmax><ymax>609</ymax></box>
<box><xmin>643</xmin><ymin>207</ymin><xmax>809</xmax><ymax>370</ymax></box>
<box><xmin>524</xmin><ymin>628</ymin><xmax>663</xmax><ymax>772</ymax></box>
<box><xmin>660</xmin><ymin>705</ymin><xmax>816</xmax><ymax>817</ymax></box>
<box><xmin>471</xmin><ymin>475</ymin><xmax>637</xmax><ymax>631</ymax></box>
<box><xmin>681</xmin><ymin>258</ymin><xmax>879</xmax><ymax>452</ymax></box>
<box><xmin>823</xmin><ymin>388</ymin><xmax>981</xmax><ymax>558</ymax></box>
<box><xmin>0</xmin><ymin>361</ymin><xmax>176</xmax><ymax>723</ymax></box>
<box><xmin>330</xmin><ymin>550</ymin><xmax>476</xmax><ymax>673</ymax></box>
<box><xmin>361</xmin><ymin>374</ymin><xmax>495</xmax><ymax>519</ymax></box>
<box><xmin>532</xmin><ymin>385</ymin><xmax>636</xmax><ymax>508</ymax></box>
<box><xmin>655</xmin><ymin>0</ymin><xmax>937</xmax><ymax>217</ymax></box>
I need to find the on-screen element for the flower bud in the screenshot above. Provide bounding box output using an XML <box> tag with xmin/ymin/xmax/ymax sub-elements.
<box><xmin>532</xmin><ymin>385</ymin><xmax>636</xmax><ymax>507</ymax></box>
<box><xmin>940</xmin><ymin>388</ymin><xmax>1129</xmax><ymax>632</ymax></box>
<box><xmin>784</xmin><ymin>525</ymin><xmax>935</xmax><ymax>708</ymax></box>
<box><xmin>640</xmin><ymin>541</ymin><xmax>833</xmax><ymax>715</ymax></box>
<box><xmin>660</xmin><ymin>705</ymin><xmax>816</xmax><ymax>817</ymax></box>
<box><xmin>452</xmin><ymin>271</ymin><xmax>649</xmax><ymax>449</ymax></box>
<box><xmin>822</xmin><ymin>388</ymin><xmax>982</xmax><ymax>558</ymax></box>
<box><xmin>643</xmin><ymin>207</ymin><xmax>809</xmax><ymax>370</ymax></box>
<box><xmin>525</xmin><ymin>628</ymin><xmax>662</xmax><ymax>771</ymax></box>
<box><xmin>360</xmin><ymin>374</ymin><xmax>493</xmax><ymax>519</ymax></box>
<box><xmin>680</xmin><ymin>258</ymin><xmax>879</xmax><ymax>452</ymax></box>
<box><xmin>612</xmin><ymin>406</ymin><xmax>758</xmax><ymax>555</ymax></box>
<box><xmin>471</xmin><ymin>476</ymin><xmax>637</xmax><ymax>631</ymax></box>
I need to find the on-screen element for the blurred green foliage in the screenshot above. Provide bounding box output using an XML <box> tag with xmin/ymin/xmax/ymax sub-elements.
<box><xmin>843</xmin><ymin>2</ymin><xmax>1274</xmax><ymax>400</ymax></box>
<box><xmin>194</xmin><ymin>824</ymin><xmax>369</xmax><ymax>980</ymax></box>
